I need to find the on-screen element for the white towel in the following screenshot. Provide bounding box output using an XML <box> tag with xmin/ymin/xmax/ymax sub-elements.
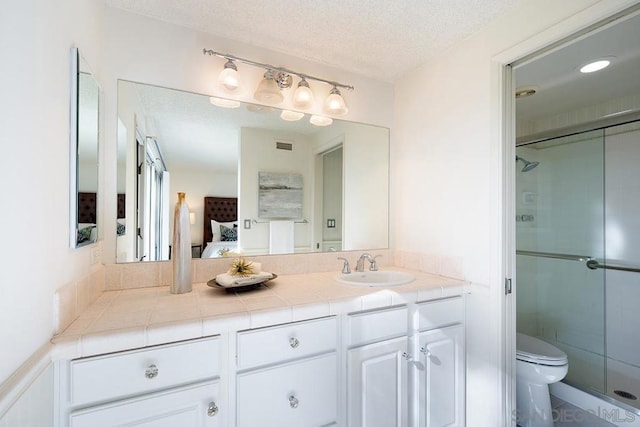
<box><xmin>269</xmin><ymin>220</ymin><xmax>294</xmax><ymax>254</ymax></box>
<box><xmin>215</xmin><ymin>271</ymin><xmax>273</xmax><ymax>287</ymax></box>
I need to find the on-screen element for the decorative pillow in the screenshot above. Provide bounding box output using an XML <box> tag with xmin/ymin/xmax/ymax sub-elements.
<box><xmin>77</xmin><ymin>225</ymin><xmax>95</xmax><ymax>243</ymax></box>
<box><xmin>211</xmin><ymin>220</ymin><xmax>237</xmax><ymax>241</ymax></box>
<box><xmin>220</xmin><ymin>224</ymin><xmax>237</xmax><ymax>241</ymax></box>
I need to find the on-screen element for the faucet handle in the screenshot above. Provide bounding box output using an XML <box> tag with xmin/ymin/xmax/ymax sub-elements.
<box><xmin>369</xmin><ymin>255</ymin><xmax>381</xmax><ymax>271</ymax></box>
<box><xmin>337</xmin><ymin>257</ymin><xmax>351</xmax><ymax>274</ymax></box>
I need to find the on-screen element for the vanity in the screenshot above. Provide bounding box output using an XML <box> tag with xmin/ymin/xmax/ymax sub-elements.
<box><xmin>52</xmin><ymin>268</ymin><xmax>465</xmax><ymax>427</ymax></box>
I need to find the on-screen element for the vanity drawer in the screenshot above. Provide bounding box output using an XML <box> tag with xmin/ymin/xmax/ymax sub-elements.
<box><xmin>69</xmin><ymin>336</ymin><xmax>220</xmax><ymax>407</ymax></box>
<box><xmin>236</xmin><ymin>316</ymin><xmax>337</xmax><ymax>370</ymax></box>
<box><xmin>236</xmin><ymin>353</ymin><xmax>337</xmax><ymax>427</ymax></box>
<box><xmin>69</xmin><ymin>379</ymin><xmax>221</xmax><ymax>427</ymax></box>
<box><xmin>348</xmin><ymin>305</ymin><xmax>408</xmax><ymax>347</ymax></box>
<box><xmin>416</xmin><ymin>296</ymin><xmax>463</xmax><ymax>331</ymax></box>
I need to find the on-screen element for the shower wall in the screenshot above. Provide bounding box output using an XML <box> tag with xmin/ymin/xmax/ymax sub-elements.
<box><xmin>517</xmin><ymin>123</ymin><xmax>640</xmax><ymax>405</ymax></box>
<box><xmin>516</xmin><ymin>131</ymin><xmax>606</xmax><ymax>393</ymax></box>
<box><xmin>604</xmin><ymin>124</ymin><xmax>640</xmax><ymax>406</ymax></box>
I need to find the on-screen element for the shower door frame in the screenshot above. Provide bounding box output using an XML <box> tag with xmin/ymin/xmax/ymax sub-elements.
<box><xmin>493</xmin><ymin>2</ymin><xmax>640</xmax><ymax>426</ymax></box>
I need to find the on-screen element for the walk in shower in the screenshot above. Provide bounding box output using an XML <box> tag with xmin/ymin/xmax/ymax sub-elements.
<box><xmin>515</xmin><ymin>118</ymin><xmax>640</xmax><ymax>410</ymax></box>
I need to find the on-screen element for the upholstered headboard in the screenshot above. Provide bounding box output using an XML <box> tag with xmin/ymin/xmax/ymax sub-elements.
<box><xmin>77</xmin><ymin>192</ymin><xmax>96</xmax><ymax>224</ymax></box>
<box><xmin>203</xmin><ymin>197</ymin><xmax>238</xmax><ymax>245</ymax></box>
<box><xmin>117</xmin><ymin>193</ymin><xmax>126</xmax><ymax>219</ymax></box>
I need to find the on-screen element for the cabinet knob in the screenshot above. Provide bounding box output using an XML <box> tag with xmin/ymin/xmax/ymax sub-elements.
<box><xmin>419</xmin><ymin>346</ymin><xmax>431</xmax><ymax>357</ymax></box>
<box><xmin>289</xmin><ymin>337</ymin><xmax>300</xmax><ymax>348</ymax></box>
<box><xmin>207</xmin><ymin>401</ymin><xmax>219</xmax><ymax>417</ymax></box>
<box><xmin>289</xmin><ymin>395</ymin><xmax>299</xmax><ymax>409</ymax></box>
<box><xmin>144</xmin><ymin>364</ymin><xmax>158</xmax><ymax>379</ymax></box>
<box><xmin>401</xmin><ymin>352</ymin><xmax>412</xmax><ymax>361</ymax></box>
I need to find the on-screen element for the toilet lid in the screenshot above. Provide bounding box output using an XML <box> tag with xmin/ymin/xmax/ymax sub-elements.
<box><xmin>516</xmin><ymin>333</ymin><xmax>568</xmax><ymax>366</ymax></box>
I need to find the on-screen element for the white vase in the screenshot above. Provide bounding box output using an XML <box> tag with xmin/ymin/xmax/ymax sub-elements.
<box><xmin>172</xmin><ymin>192</ymin><xmax>192</xmax><ymax>294</ymax></box>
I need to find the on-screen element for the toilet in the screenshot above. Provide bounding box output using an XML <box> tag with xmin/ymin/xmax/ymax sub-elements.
<box><xmin>516</xmin><ymin>333</ymin><xmax>569</xmax><ymax>427</ymax></box>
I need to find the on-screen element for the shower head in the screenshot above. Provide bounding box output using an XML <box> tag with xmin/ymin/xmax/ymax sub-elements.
<box><xmin>516</xmin><ymin>155</ymin><xmax>539</xmax><ymax>172</ymax></box>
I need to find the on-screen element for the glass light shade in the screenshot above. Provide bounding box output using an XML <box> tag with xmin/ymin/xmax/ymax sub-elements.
<box><xmin>324</xmin><ymin>87</ymin><xmax>348</xmax><ymax>116</ymax></box>
<box><xmin>310</xmin><ymin>115</ymin><xmax>333</xmax><ymax>126</ymax></box>
<box><xmin>280</xmin><ymin>110</ymin><xmax>305</xmax><ymax>121</ymax></box>
<box><xmin>209</xmin><ymin>97</ymin><xmax>240</xmax><ymax>109</ymax></box>
<box><xmin>293</xmin><ymin>79</ymin><xmax>314</xmax><ymax>108</ymax></box>
<box><xmin>218</xmin><ymin>67</ymin><xmax>240</xmax><ymax>91</ymax></box>
<box><xmin>254</xmin><ymin>71</ymin><xmax>284</xmax><ymax>104</ymax></box>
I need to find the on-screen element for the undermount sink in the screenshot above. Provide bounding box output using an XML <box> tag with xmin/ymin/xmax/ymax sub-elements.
<box><xmin>336</xmin><ymin>270</ymin><xmax>415</xmax><ymax>287</ymax></box>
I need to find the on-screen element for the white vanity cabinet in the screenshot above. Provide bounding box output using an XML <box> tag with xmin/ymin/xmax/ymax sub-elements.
<box><xmin>235</xmin><ymin>316</ymin><xmax>338</xmax><ymax>427</ymax></box>
<box><xmin>416</xmin><ymin>296</ymin><xmax>465</xmax><ymax>427</ymax></box>
<box><xmin>53</xmin><ymin>288</ymin><xmax>465</xmax><ymax>427</ymax></box>
<box><xmin>346</xmin><ymin>306</ymin><xmax>409</xmax><ymax>427</ymax></box>
<box><xmin>346</xmin><ymin>297</ymin><xmax>465</xmax><ymax>427</ymax></box>
<box><xmin>56</xmin><ymin>336</ymin><xmax>222</xmax><ymax>427</ymax></box>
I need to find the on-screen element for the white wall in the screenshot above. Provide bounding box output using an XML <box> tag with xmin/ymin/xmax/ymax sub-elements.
<box><xmin>314</xmin><ymin>121</ymin><xmax>390</xmax><ymax>251</ymax></box>
<box><xmin>0</xmin><ymin>0</ymin><xmax>103</xmax><ymax>385</ymax></box>
<box><xmin>101</xmin><ymin>6</ymin><xmax>394</xmax><ymax>263</ymax></box>
<box><xmin>391</xmin><ymin>1</ymin><xmax>637</xmax><ymax>425</ymax></box>
<box><xmin>239</xmin><ymin>128</ymin><xmax>314</xmax><ymax>254</ymax></box>
<box><xmin>0</xmin><ymin>363</ymin><xmax>53</xmax><ymax>426</ymax></box>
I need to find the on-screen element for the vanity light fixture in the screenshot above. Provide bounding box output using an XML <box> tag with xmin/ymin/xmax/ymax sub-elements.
<box><xmin>324</xmin><ymin>85</ymin><xmax>348</xmax><ymax>116</ymax></box>
<box><xmin>280</xmin><ymin>110</ymin><xmax>305</xmax><ymax>121</ymax></box>
<box><xmin>293</xmin><ymin>77</ymin><xmax>314</xmax><ymax>108</ymax></box>
<box><xmin>218</xmin><ymin>59</ymin><xmax>240</xmax><ymax>91</ymax></box>
<box><xmin>209</xmin><ymin>96</ymin><xmax>241</xmax><ymax>109</ymax></box>
<box><xmin>203</xmin><ymin>48</ymin><xmax>353</xmax><ymax>115</ymax></box>
<box><xmin>310</xmin><ymin>115</ymin><xmax>333</xmax><ymax>126</ymax></box>
<box><xmin>254</xmin><ymin>69</ymin><xmax>285</xmax><ymax>104</ymax></box>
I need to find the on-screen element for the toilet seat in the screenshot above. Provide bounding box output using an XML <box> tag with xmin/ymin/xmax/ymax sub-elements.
<box><xmin>516</xmin><ymin>333</ymin><xmax>568</xmax><ymax>366</ymax></box>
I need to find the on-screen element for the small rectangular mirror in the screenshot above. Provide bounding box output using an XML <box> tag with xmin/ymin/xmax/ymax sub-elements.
<box><xmin>69</xmin><ymin>48</ymin><xmax>100</xmax><ymax>248</ymax></box>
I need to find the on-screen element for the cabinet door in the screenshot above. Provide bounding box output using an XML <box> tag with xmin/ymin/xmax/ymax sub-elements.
<box><xmin>347</xmin><ymin>336</ymin><xmax>408</xmax><ymax>427</ymax></box>
<box><xmin>418</xmin><ymin>324</ymin><xmax>464</xmax><ymax>427</ymax></box>
<box><xmin>236</xmin><ymin>353</ymin><xmax>337</xmax><ymax>427</ymax></box>
<box><xmin>69</xmin><ymin>380</ymin><xmax>220</xmax><ymax>427</ymax></box>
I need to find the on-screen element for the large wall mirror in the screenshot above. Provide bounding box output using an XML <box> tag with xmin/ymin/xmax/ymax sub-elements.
<box><xmin>70</xmin><ymin>48</ymin><xmax>100</xmax><ymax>248</ymax></box>
<box><xmin>116</xmin><ymin>80</ymin><xmax>389</xmax><ymax>263</ymax></box>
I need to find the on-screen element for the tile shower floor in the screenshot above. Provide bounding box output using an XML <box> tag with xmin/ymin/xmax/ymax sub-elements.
<box><xmin>551</xmin><ymin>395</ymin><xmax>616</xmax><ymax>427</ymax></box>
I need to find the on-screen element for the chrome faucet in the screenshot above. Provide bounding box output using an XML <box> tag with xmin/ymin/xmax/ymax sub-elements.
<box><xmin>337</xmin><ymin>257</ymin><xmax>351</xmax><ymax>274</ymax></box>
<box><xmin>355</xmin><ymin>253</ymin><xmax>380</xmax><ymax>272</ymax></box>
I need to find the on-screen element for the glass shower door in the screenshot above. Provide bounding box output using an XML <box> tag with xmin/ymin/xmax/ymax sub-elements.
<box><xmin>515</xmin><ymin>129</ymin><xmax>606</xmax><ymax>394</ymax></box>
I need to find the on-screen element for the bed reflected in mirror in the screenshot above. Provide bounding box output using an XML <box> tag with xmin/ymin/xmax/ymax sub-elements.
<box><xmin>116</xmin><ymin>80</ymin><xmax>389</xmax><ymax>262</ymax></box>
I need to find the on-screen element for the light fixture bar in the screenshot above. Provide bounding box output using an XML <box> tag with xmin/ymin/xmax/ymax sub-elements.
<box><xmin>203</xmin><ymin>48</ymin><xmax>354</xmax><ymax>91</ymax></box>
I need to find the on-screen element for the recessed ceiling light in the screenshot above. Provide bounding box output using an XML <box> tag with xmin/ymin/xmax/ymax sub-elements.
<box><xmin>579</xmin><ymin>59</ymin><xmax>612</xmax><ymax>73</ymax></box>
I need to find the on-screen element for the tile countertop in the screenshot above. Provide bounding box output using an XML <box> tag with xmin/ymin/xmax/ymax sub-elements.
<box><xmin>52</xmin><ymin>268</ymin><xmax>467</xmax><ymax>360</ymax></box>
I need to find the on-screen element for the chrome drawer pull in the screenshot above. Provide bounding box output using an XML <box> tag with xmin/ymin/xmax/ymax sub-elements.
<box><xmin>289</xmin><ymin>337</ymin><xmax>300</xmax><ymax>348</ymax></box>
<box><xmin>401</xmin><ymin>352</ymin><xmax>412</xmax><ymax>361</ymax></box>
<box><xmin>289</xmin><ymin>395</ymin><xmax>299</xmax><ymax>409</ymax></box>
<box><xmin>207</xmin><ymin>401</ymin><xmax>219</xmax><ymax>417</ymax></box>
<box><xmin>144</xmin><ymin>364</ymin><xmax>159</xmax><ymax>379</ymax></box>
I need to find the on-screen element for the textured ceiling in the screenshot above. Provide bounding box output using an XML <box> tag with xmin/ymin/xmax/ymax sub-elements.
<box><xmin>105</xmin><ymin>0</ymin><xmax>525</xmax><ymax>82</ymax></box>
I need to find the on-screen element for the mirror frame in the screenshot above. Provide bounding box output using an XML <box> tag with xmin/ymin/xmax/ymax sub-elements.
<box><xmin>69</xmin><ymin>48</ymin><xmax>79</xmax><ymax>248</ymax></box>
<box><xmin>69</xmin><ymin>47</ymin><xmax>101</xmax><ymax>248</ymax></box>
